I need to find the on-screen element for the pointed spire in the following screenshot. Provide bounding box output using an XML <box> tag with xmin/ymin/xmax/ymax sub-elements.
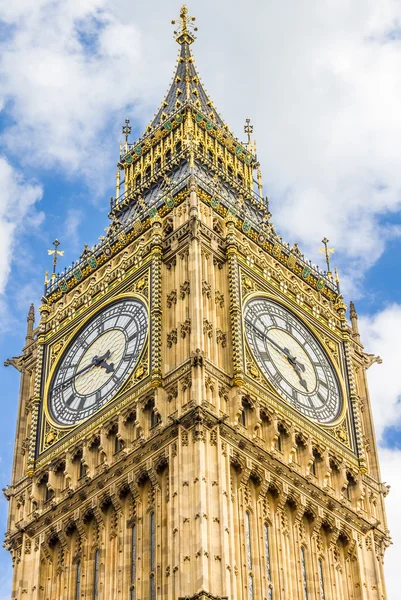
<box><xmin>149</xmin><ymin>7</ymin><xmax>223</xmax><ymax>130</ymax></box>
<box><xmin>26</xmin><ymin>303</ymin><xmax>35</xmax><ymax>345</ymax></box>
<box><xmin>349</xmin><ymin>301</ymin><xmax>361</xmax><ymax>343</ymax></box>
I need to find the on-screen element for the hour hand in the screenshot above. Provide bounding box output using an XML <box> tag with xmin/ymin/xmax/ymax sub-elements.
<box><xmin>291</xmin><ymin>361</ymin><xmax>308</xmax><ymax>391</ymax></box>
<box><xmin>97</xmin><ymin>359</ymin><xmax>114</xmax><ymax>373</ymax></box>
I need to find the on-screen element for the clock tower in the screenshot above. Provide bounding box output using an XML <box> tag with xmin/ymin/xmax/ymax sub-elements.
<box><xmin>4</xmin><ymin>6</ymin><xmax>390</xmax><ymax>600</ymax></box>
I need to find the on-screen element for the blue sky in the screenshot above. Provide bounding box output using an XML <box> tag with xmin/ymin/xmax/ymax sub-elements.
<box><xmin>0</xmin><ymin>1</ymin><xmax>401</xmax><ymax>597</ymax></box>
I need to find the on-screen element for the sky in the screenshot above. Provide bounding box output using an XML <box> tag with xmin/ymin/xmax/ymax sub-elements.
<box><xmin>0</xmin><ymin>0</ymin><xmax>400</xmax><ymax>597</ymax></box>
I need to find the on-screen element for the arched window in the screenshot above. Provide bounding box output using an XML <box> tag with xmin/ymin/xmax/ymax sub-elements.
<box><xmin>218</xmin><ymin>158</ymin><xmax>223</xmax><ymax>171</ymax></box>
<box><xmin>175</xmin><ymin>141</ymin><xmax>182</xmax><ymax>154</ymax></box>
<box><xmin>145</xmin><ymin>166</ymin><xmax>151</xmax><ymax>179</ymax></box>
<box><xmin>150</xmin><ymin>512</ymin><xmax>155</xmax><ymax>600</ymax></box>
<box><xmin>155</xmin><ymin>158</ymin><xmax>161</xmax><ymax>172</ymax></box>
<box><xmin>264</xmin><ymin>523</ymin><xmax>273</xmax><ymax>599</ymax></box>
<box><xmin>130</xmin><ymin>524</ymin><xmax>136</xmax><ymax>600</ymax></box>
<box><xmin>245</xmin><ymin>511</ymin><xmax>254</xmax><ymax>600</ymax></box>
<box><xmin>93</xmin><ymin>549</ymin><xmax>100</xmax><ymax>600</ymax></box>
<box><xmin>300</xmin><ymin>547</ymin><xmax>308</xmax><ymax>600</ymax></box>
<box><xmin>75</xmin><ymin>560</ymin><xmax>81</xmax><ymax>600</ymax></box>
<box><xmin>276</xmin><ymin>433</ymin><xmax>282</xmax><ymax>453</ymax></box>
<box><xmin>318</xmin><ymin>558</ymin><xmax>326</xmax><ymax>600</ymax></box>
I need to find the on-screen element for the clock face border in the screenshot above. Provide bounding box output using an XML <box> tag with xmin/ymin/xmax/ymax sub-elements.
<box><xmin>242</xmin><ymin>292</ymin><xmax>348</xmax><ymax>428</ymax></box>
<box><xmin>43</xmin><ymin>292</ymin><xmax>150</xmax><ymax>430</ymax></box>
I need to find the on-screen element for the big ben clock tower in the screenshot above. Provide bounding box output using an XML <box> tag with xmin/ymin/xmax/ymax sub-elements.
<box><xmin>4</xmin><ymin>6</ymin><xmax>390</xmax><ymax>600</ymax></box>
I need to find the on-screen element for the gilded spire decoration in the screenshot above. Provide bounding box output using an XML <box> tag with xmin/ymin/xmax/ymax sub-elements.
<box><xmin>244</xmin><ymin>118</ymin><xmax>253</xmax><ymax>146</ymax></box>
<box><xmin>319</xmin><ymin>237</ymin><xmax>334</xmax><ymax>280</ymax></box>
<box><xmin>47</xmin><ymin>239</ymin><xmax>64</xmax><ymax>282</ymax></box>
<box><xmin>172</xmin><ymin>5</ymin><xmax>198</xmax><ymax>45</ymax></box>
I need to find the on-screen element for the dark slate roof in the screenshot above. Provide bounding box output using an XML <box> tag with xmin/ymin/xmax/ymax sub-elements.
<box><xmin>150</xmin><ymin>41</ymin><xmax>224</xmax><ymax>129</ymax></box>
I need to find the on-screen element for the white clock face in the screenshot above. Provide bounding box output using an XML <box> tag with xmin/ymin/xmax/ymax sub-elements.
<box><xmin>48</xmin><ymin>298</ymin><xmax>148</xmax><ymax>426</ymax></box>
<box><xmin>244</xmin><ymin>297</ymin><xmax>343</xmax><ymax>424</ymax></box>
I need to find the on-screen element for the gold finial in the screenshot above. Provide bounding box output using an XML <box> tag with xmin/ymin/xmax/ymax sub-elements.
<box><xmin>244</xmin><ymin>118</ymin><xmax>254</xmax><ymax>145</ymax></box>
<box><xmin>122</xmin><ymin>118</ymin><xmax>131</xmax><ymax>153</ymax></box>
<box><xmin>319</xmin><ymin>236</ymin><xmax>334</xmax><ymax>279</ymax></box>
<box><xmin>47</xmin><ymin>239</ymin><xmax>64</xmax><ymax>282</ymax></box>
<box><xmin>334</xmin><ymin>267</ymin><xmax>341</xmax><ymax>292</ymax></box>
<box><xmin>122</xmin><ymin>118</ymin><xmax>131</xmax><ymax>143</ymax></box>
<box><xmin>172</xmin><ymin>5</ymin><xmax>198</xmax><ymax>45</ymax></box>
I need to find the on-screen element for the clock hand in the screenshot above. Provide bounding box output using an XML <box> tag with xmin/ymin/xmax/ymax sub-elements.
<box><xmin>52</xmin><ymin>350</ymin><xmax>112</xmax><ymax>392</ymax></box>
<box><xmin>288</xmin><ymin>358</ymin><xmax>309</xmax><ymax>391</ymax></box>
<box><xmin>245</xmin><ymin>319</ymin><xmax>303</xmax><ymax>364</ymax></box>
<box><xmin>245</xmin><ymin>318</ymin><xmax>307</xmax><ymax>373</ymax></box>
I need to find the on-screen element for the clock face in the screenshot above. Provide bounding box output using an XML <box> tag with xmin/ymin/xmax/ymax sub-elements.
<box><xmin>244</xmin><ymin>297</ymin><xmax>343</xmax><ymax>424</ymax></box>
<box><xmin>48</xmin><ymin>298</ymin><xmax>148</xmax><ymax>426</ymax></box>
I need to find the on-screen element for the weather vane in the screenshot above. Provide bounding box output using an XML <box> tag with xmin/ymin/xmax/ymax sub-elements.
<box><xmin>122</xmin><ymin>119</ymin><xmax>132</xmax><ymax>143</ymax></box>
<box><xmin>319</xmin><ymin>237</ymin><xmax>334</xmax><ymax>279</ymax></box>
<box><xmin>244</xmin><ymin>118</ymin><xmax>253</xmax><ymax>145</ymax></box>
<box><xmin>172</xmin><ymin>5</ymin><xmax>198</xmax><ymax>44</ymax></box>
<box><xmin>47</xmin><ymin>239</ymin><xmax>64</xmax><ymax>282</ymax></box>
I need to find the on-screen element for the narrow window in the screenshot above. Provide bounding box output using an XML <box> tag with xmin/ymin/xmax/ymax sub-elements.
<box><xmin>264</xmin><ymin>523</ymin><xmax>273</xmax><ymax>599</ymax></box>
<box><xmin>300</xmin><ymin>547</ymin><xmax>308</xmax><ymax>600</ymax></box>
<box><xmin>277</xmin><ymin>434</ymin><xmax>282</xmax><ymax>452</ymax></box>
<box><xmin>114</xmin><ymin>434</ymin><xmax>120</xmax><ymax>454</ymax></box>
<box><xmin>150</xmin><ymin>512</ymin><xmax>155</xmax><ymax>600</ymax></box>
<box><xmin>318</xmin><ymin>558</ymin><xmax>326</xmax><ymax>600</ymax></box>
<box><xmin>240</xmin><ymin>409</ymin><xmax>246</xmax><ymax>427</ymax></box>
<box><xmin>165</xmin><ymin>150</ymin><xmax>172</xmax><ymax>163</ymax></box>
<box><xmin>145</xmin><ymin>166</ymin><xmax>151</xmax><ymax>179</ymax></box>
<box><xmin>130</xmin><ymin>525</ymin><xmax>136</xmax><ymax>600</ymax></box>
<box><xmin>79</xmin><ymin>461</ymin><xmax>85</xmax><ymax>479</ymax></box>
<box><xmin>311</xmin><ymin>458</ymin><xmax>317</xmax><ymax>476</ymax></box>
<box><xmin>93</xmin><ymin>549</ymin><xmax>99</xmax><ymax>600</ymax></box>
<box><xmin>245</xmin><ymin>512</ymin><xmax>254</xmax><ymax>600</ymax></box>
<box><xmin>175</xmin><ymin>141</ymin><xmax>182</xmax><ymax>154</ymax></box>
<box><xmin>75</xmin><ymin>560</ymin><xmax>81</xmax><ymax>600</ymax></box>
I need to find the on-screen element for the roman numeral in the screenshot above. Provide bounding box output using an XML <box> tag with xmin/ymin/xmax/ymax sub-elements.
<box><xmin>66</xmin><ymin>394</ymin><xmax>75</xmax><ymax>407</ymax></box>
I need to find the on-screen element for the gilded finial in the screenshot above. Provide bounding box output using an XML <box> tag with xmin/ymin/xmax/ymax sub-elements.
<box><xmin>47</xmin><ymin>239</ymin><xmax>64</xmax><ymax>282</ymax></box>
<box><xmin>122</xmin><ymin>118</ymin><xmax>132</xmax><ymax>153</ymax></box>
<box><xmin>244</xmin><ymin>118</ymin><xmax>253</xmax><ymax>146</ymax></box>
<box><xmin>319</xmin><ymin>237</ymin><xmax>334</xmax><ymax>279</ymax></box>
<box><xmin>172</xmin><ymin>5</ymin><xmax>198</xmax><ymax>45</ymax></box>
<box><xmin>334</xmin><ymin>267</ymin><xmax>341</xmax><ymax>293</ymax></box>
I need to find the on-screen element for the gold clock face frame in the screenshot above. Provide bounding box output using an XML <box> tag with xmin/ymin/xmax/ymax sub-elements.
<box><xmin>243</xmin><ymin>294</ymin><xmax>345</xmax><ymax>425</ymax></box>
<box><xmin>45</xmin><ymin>295</ymin><xmax>148</xmax><ymax>428</ymax></box>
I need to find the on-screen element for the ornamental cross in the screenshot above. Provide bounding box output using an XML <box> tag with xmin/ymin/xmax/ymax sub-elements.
<box><xmin>47</xmin><ymin>239</ymin><xmax>64</xmax><ymax>279</ymax></box>
<box><xmin>244</xmin><ymin>118</ymin><xmax>253</xmax><ymax>145</ymax></box>
<box><xmin>122</xmin><ymin>119</ymin><xmax>132</xmax><ymax>143</ymax></box>
<box><xmin>319</xmin><ymin>237</ymin><xmax>335</xmax><ymax>278</ymax></box>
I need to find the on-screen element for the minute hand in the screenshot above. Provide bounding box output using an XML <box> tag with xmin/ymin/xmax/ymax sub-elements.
<box><xmin>245</xmin><ymin>319</ymin><xmax>305</xmax><ymax>371</ymax></box>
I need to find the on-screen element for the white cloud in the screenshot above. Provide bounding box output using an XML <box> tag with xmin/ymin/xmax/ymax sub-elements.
<box><xmin>0</xmin><ymin>156</ymin><xmax>43</xmax><ymax>295</ymax></box>
<box><xmin>359</xmin><ymin>305</ymin><xmax>401</xmax><ymax>599</ymax></box>
<box><xmin>64</xmin><ymin>207</ymin><xmax>84</xmax><ymax>252</ymax></box>
<box><xmin>1</xmin><ymin>0</ymin><xmax>401</xmax><ymax>282</ymax></box>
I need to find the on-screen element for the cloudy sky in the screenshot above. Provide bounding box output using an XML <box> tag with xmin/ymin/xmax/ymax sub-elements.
<box><xmin>0</xmin><ymin>0</ymin><xmax>400</xmax><ymax>596</ymax></box>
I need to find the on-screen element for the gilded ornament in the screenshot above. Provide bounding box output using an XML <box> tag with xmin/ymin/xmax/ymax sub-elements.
<box><xmin>135</xmin><ymin>364</ymin><xmax>147</xmax><ymax>380</ymax></box>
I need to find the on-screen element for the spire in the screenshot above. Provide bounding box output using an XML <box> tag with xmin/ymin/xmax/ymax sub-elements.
<box><xmin>349</xmin><ymin>301</ymin><xmax>361</xmax><ymax>343</ymax></box>
<box><xmin>149</xmin><ymin>7</ymin><xmax>224</xmax><ymax>130</ymax></box>
<box><xmin>25</xmin><ymin>303</ymin><xmax>35</xmax><ymax>345</ymax></box>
